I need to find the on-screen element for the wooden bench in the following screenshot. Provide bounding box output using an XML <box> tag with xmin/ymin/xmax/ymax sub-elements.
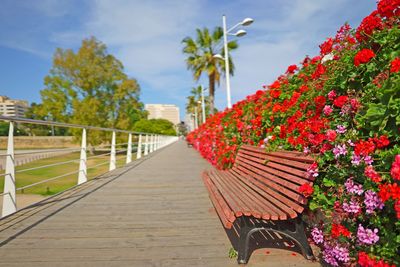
<box><xmin>202</xmin><ymin>144</ymin><xmax>315</xmax><ymax>264</ymax></box>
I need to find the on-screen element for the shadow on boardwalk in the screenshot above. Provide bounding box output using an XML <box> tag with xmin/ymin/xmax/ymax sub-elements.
<box><xmin>0</xmin><ymin>141</ymin><xmax>320</xmax><ymax>267</ymax></box>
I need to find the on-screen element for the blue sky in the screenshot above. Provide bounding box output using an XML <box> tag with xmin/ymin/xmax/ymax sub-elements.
<box><xmin>0</xmin><ymin>0</ymin><xmax>376</xmax><ymax>120</ymax></box>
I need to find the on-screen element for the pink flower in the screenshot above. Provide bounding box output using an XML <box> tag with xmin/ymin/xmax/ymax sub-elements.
<box><xmin>328</xmin><ymin>90</ymin><xmax>337</xmax><ymax>101</ymax></box>
<box><xmin>357</xmin><ymin>224</ymin><xmax>379</xmax><ymax>245</ymax></box>
<box><xmin>311</xmin><ymin>227</ymin><xmax>324</xmax><ymax>244</ymax></box>
<box><xmin>323</xmin><ymin>105</ymin><xmax>333</xmax><ymax>116</ymax></box>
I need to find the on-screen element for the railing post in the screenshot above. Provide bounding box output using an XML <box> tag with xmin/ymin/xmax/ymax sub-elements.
<box><xmin>109</xmin><ymin>131</ymin><xmax>116</xmax><ymax>171</ymax></box>
<box><xmin>149</xmin><ymin>135</ymin><xmax>154</xmax><ymax>153</ymax></box>
<box><xmin>157</xmin><ymin>135</ymin><xmax>160</xmax><ymax>150</ymax></box>
<box><xmin>2</xmin><ymin>121</ymin><xmax>17</xmax><ymax>217</ymax></box>
<box><xmin>78</xmin><ymin>128</ymin><xmax>87</xmax><ymax>185</ymax></box>
<box><xmin>136</xmin><ymin>134</ymin><xmax>142</xmax><ymax>159</ymax></box>
<box><xmin>126</xmin><ymin>133</ymin><xmax>132</xmax><ymax>164</ymax></box>
<box><xmin>144</xmin><ymin>134</ymin><xmax>149</xmax><ymax>156</ymax></box>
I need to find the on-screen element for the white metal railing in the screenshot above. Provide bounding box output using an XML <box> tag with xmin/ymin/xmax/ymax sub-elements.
<box><xmin>0</xmin><ymin>115</ymin><xmax>178</xmax><ymax>218</ymax></box>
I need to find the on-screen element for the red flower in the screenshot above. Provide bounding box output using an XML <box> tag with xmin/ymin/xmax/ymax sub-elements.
<box><xmin>354</xmin><ymin>49</ymin><xmax>375</xmax><ymax>67</ymax></box>
<box><xmin>374</xmin><ymin>135</ymin><xmax>390</xmax><ymax>148</ymax></box>
<box><xmin>377</xmin><ymin>0</ymin><xmax>400</xmax><ymax>18</ymax></box>
<box><xmin>395</xmin><ymin>200</ymin><xmax>400</xmax><ymax>219</ymax></box>
<box><xmin>269</xmin><ymin>89</ymin><xmax>281</xmax><ymax>99</ymax></box>
<box><xmin>299</xmin><ymin>85</ymin><xmax>309</xmax><ymax>93</ymax></box>
<box><xmin>326</xmin><ymin>129</ymin><xmax>337</xmax><ymax>142</ymax></box>
<box><xmin>333</xmin><ymin>95</ymin><xmax>348</xmax><ymax>108</ymax></box>
<box><xmin>365</xmin><ymin>166</ymin><xmax>382</xmax><ymax>183</ymax></box>
<box><xmin>358</xmin><ymin>251</ymin><xmax>395</xmax><ymax>267</ymax></box>
<box><xmin>390</xmin><ymin>155</ymin><xmax>400</xmax><ymax>181</ymax></box>
<box><xmin>390</xmin><ymin>57</ymin><xmax>400</xmax><ymax>73</ymax></box>
<box><xmin>356</xmin><ymin>11</ymin><xmax>383</xmax><ymax>42</ymax></box>
<box><xmin>269</xmin><ymin>80</ymin><xmax>281</xmax><ymax>89</ymax></box>
<box><xmin>286</xmin><ymin>64</ymin><xmax>298</xmax><ymax>74</ymax></box>
<box><xmin>331</xmin><ymin>224</ymin><xmax>351</xmax><ymax>238</ymax></box>
<box><xmin>319</xmin><ymin>38</ymin><xmax>334</xmax><ymax>55</ymax></box>
<box><xmin>311</xmin><ymin>64</ymin><xmax>326</xmax><ymax>79</ymax></box>
<box><xmin>354</xmin><ymin>139</ymin><xmax>375</xmax><ymax>156</ymax></box>
<box><xmin>299</xmin><ymin>183</ymin><xmax>313</xmax><ymax>197</ymax></box>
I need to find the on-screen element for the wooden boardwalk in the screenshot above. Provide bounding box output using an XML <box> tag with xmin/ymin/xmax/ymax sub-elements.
<box><xmin>0</xmin><ymin>141</ymin><xmax>320</xmax><ymax>266</ymax></box>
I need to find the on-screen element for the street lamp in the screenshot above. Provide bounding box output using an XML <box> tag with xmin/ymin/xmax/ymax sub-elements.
<box><xmin>214</xmin><ymin>15</ymin><xmax>254</xmax><ymax>109</ymax></box>
<box><xmin>200</xmin><ymin>86</ymin><xmax>208</xmax><ymax>124</ymax></box>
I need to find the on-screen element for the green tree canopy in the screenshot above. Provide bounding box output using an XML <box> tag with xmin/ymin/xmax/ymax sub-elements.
<box><xmin>35</xmin><ymin>37</ymin><xmax>145</xmax><ymax>143</ymax></box>
<box><xmin>182</xmin><ymin>27</ymin><xmax>238</xmax><ymax>114</ymax></box>
<box><xmin>133</xmin><ymin>119</ymin><xmax>177</xmax><ymax>136</ymax></box>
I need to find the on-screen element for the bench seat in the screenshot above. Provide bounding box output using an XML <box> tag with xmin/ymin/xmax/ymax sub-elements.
<box><xmin>202</xmin><ymin>144</ymin><xmax>315</xmax><ymax>264</ymax></box>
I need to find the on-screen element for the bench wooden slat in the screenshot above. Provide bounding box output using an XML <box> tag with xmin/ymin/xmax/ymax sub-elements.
<box><xmin>238</xmin><ymin>149</ymin><xmax>311</xmax><ymax>171</ymax></box>
<box><xmin>235</xmin><ymin>157</ymin><xmax>306</xmax><ymax>205</ymax></box>
<box><xmin>202</xmin><ymin>172</ymin><xmax>236</xmax><ymax>223</ymax></box>
<box><xmin>237</xmin><ymin>151</ymin><xmax>313</xmax><ymax>181</ymax></box>
<box><xmin>202</xmin><ymin>175</ymin><xmax>233</xmax><ymax>229</ymax></box>
<box><xmin>217</xmin><ymin>171</ymin><xmax>276</xmax><ymax>220</ymax></box>
<box><xmin>214</xmin><ymin>171</ymin><xmax>263</xmax><ymax>219</ymax></box>
<box><xmin>236</xmin><ymin>153</ymin><xmax>311</xmax><ymax>186</ymax></box>
<box><xmin>208</xmin><ymin>170</ymin><xmax>250</xmax><ymax>217</ymax></box>
<box><xmin>241</xmin><ymin>145</ymin><xmax>314</xmax><ymax>163</ymax></box>
<box><xmin>230</xmin><ymin>168</ymin><xmax>298</xmax><ymax>220</ymax></box>
<box><xmin>234</xmin><ymin>164</ymin><xmax>305</xmax><ymax>213</ymax></box>
<box><xmin>227</xmin><ymin>169</ymin><xmax>294</xmax><ymax>220</ymax></box>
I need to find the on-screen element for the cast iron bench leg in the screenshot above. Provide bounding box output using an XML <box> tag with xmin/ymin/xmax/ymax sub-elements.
<box><xmin>237</xmin><ymin>216</ymin><xmax>251</xmax><ymax>264</ymax></box>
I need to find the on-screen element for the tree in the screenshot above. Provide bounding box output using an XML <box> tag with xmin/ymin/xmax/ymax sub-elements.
<box><xmin>133</xmin><ymin>119</ymin><xmax>177</xmax><ymax>136</ymax></box>
<box><xmin>35</xmin><ymin>37</ymin><xmax>145</xmax><ymax>144</ymax></box>
<box><xmin>182</xmin><ymin>27</ymin><xmax>238</xmax><ymax>114</ymax></box>
<box><xmin>186</xmin><ymin>85</ymin><xmax>211</xmax><ymax>126</ymax></box>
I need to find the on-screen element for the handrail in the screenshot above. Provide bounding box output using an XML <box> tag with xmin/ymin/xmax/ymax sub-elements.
<box><xmin>0</xmin><ymin>116</ymin><xmax>179</xmax><ymax>218</ymax></box>
<box><xmin>0</xmin><ymin>115</ymin><xmax>160</xmax><ymax>136</ymax></box>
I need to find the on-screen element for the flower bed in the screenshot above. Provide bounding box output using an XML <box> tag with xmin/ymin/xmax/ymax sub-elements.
<box><xmin>187</xmin><ymin>1</ymin><xmax>399</xmax><ymax>266</ymax></box>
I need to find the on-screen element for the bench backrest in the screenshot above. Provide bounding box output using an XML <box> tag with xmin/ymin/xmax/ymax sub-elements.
<box><xmin>231</xmin><ymin>144</ymin><xmax>315</xmax><ymax>213</ymax></box>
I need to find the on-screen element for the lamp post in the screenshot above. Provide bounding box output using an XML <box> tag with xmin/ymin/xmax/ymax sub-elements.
<box><xmin>215</xmin><ymin>16</ymin><xmax>254</xmax><ymax>109</ymax></box>
<box><xmin>194</xmin><ymin>107</ymin><xmax>198</xmax><ymax>129</ymax></box>
<box><xmin>201</xmin><ymin>86</ymin><xmax>206</xmax><ymax>124</ymax></box>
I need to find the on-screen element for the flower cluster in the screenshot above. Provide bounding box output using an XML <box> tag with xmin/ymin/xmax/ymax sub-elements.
<box><xmin>187</xmin><ymin>1</ymin><xmax>399</xmax><ymax>265</ymax></box>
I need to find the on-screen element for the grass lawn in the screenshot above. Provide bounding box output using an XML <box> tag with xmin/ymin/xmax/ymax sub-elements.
<box><xmin>0</xmin><ymin>151</ymin><xmax>132</xmax><ymax>196</ymax></box>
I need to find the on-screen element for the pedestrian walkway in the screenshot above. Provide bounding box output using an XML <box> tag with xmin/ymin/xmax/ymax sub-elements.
<box><xmin>0</xmin><ymin>141</ymin><xmax>320</xmax><ymax>266</ymax></box>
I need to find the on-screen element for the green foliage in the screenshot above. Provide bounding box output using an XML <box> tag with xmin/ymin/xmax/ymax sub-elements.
<box><xmin>182</xmin><ymin>27</ymin><xmax>238</xmax><ymax>114</ymax></box>
<box><xmin>35</xmin><ymin>37</ymin><xmax>146</xmax><ymax>143</ymax></box>
<box><xmin>133</xmin><ymin>119</ymin><xmax>177</xmax><ymax>136</ymax></box>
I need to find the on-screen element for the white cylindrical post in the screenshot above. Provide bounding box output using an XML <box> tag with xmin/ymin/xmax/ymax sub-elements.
<box><xmin>78</xmin><ymin>128</ymin><xmax>87</xmax><ymax>185</ymax></box>
<box><xmin>136</xmin><ymin>134</ymin><xmax>142</xmax><ymax>159</ymax></box>
<box><xmin>144</xmin><ymin>134</ymin><xmax>149</xmax><ymax>156</ymax></box>
<box><xmin>201</xmin><ymin>86</ymin><xmax>206</xmax><ymax>123</ymax></box>
<box><xmin>149</xmin><ymin>135</ymin><xmax>154</xmax><ymax>153</ymax></box>
<box><xmin>194</xmin><ymin>107</ymin><xmax>198</xmax><ymax>129</ymax></box>
<box><xmin>126</xmin><ymin>133</ymin><xmax>132</xmax><ymax>164</ymax></box>
<box><xmin>2</xmin><ymin>121</ymin><xmax>17</xmax><ymax>217</ymax></box>
<box><xmin>223</xmin><ymin>15</ymin><xmax>232</xmax><ymax>109</ymax></box>
<box><xmin>109</xmin><ymin>131</ymin><xmax>116</xmax><ymax>171</ymax></box>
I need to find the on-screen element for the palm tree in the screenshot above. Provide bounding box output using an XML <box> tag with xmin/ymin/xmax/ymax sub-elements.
<box><xmin>182</xmin><ymin>27</ymin><xmax>238</xmax><ymax>114</ymax></box>
<box><xmin>186</xmin><ymin>85</ymin><xmax>210</xmax><ymax>125</ymax></box>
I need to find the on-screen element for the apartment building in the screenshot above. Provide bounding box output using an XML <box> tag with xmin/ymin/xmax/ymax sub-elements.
<box><xmin>145</xmin><ymin>104</ymin><xmax>180</xmax><ymax>125</ymax></box>
<box><xmin>0</xmin><ymin>96</ymin><xmax>29</xmax><ymax>117</ymax></box>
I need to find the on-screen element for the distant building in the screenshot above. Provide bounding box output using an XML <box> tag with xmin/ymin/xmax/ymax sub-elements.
<box><xmin>0</xmin><ymin>96</ymin><xmax>29</xmax><ymax>117</ymax></box>
<box><xmin>145</xmin><ymin>104</ymin><xmax>180</xmax><ymax>125</ymax></box>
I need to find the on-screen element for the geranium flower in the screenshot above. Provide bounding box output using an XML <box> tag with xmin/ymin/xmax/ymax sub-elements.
<box><xmin>299</xmin><ymin>183</ymin><xmax>314</xmax><ymax>197</ymax></box>
<box><xmin>390</xmin><ymin>58</ymin><xmax>400</xmax><ymax>73</ymax></box>
<box><xmin>390</xmin><ymin>155</ymin><xmax>400</xmax><ymax>180</ymax></box>
<box><xmin>354</xmin><ymin>49</ymin><xmax>375</xmax><ymax>67</ymax></box>
<box><xmin>357</xmin><ymin>224</ymin><xmax>379</xmax><ymax>245</ymax></box>
<box><xmin>333</xmin><ymin>95</ymin><xmax>348</xmax><ymax>108</ymax></box>
<box><xmin>364</xmin><ymin>166</ymin><xmax>382</xmax><ymax>183</ymax></box>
